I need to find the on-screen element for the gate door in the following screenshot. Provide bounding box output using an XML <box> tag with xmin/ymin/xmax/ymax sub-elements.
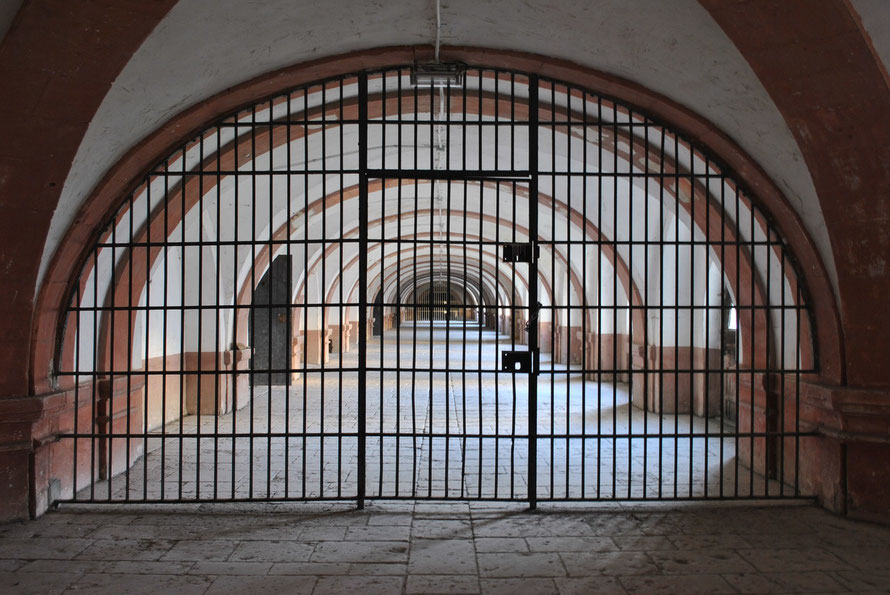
<box><xmin>532</xmin><ymin>77</ymin><xmax>814</xmax><ymax>501</ymax></box>
<box><xmin>360</xmin><ymin>69</ymin><xmax>539</xmax><ymax>503</ymax></box>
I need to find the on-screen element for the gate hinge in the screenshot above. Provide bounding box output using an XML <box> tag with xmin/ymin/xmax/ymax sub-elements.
<box><xmin>502</xmin><ymin>242</ymin><xmax>538</xmax><ymax>263</ymax></box>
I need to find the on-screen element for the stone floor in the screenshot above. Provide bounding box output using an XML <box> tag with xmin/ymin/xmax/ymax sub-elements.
<box><xmin>78</xmin><ymin>323</ymin><xmax>782</xmax><ymax>503</ymax></box>
<box><xmin>2</xmin><ymin>501</ymin><xmax>890</xmax><ymax>594</ymax></box>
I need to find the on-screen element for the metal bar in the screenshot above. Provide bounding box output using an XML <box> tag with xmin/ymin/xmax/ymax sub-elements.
<box><xmin>357</xmin><ymin>72</ymin><xmax>369</xmax><ymax>509</ymax></box>
<box><xmin>61</xmin><ymin>430</ymin><xmax>814</xmax><ymax>445</ymax></box>
<box><xmin>528</xmin><ymin>75</ymin><xmax>539</xmax><ymax>508</ymax></box>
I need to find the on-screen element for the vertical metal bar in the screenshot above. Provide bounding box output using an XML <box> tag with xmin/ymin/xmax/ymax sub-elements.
<box><xmin>267</xmin><ymin>100</ymin><xmax>275</xmax><ymax>500</ymax></box>
<box><xmin>718</xmin><ymin>169</ymin><xmax>726</xmax><ymax>499</ymax></box>
<box><xmin>477</xmin><ymin>152</ymin><xmax>484</xmax><ymax>498</ymax></box>
<box><xmin>658</xmin><ymin>125</ymin><xmax>665</xmax><ymax>499</ymax></box>
<box><xmin>337</xmin><ymin>80</ymin><xmax>344</xmax><ymax>498</ymax></box>
<box><xmin>158</xmin><ymin>159</ymin><xmax>169</xmax><ymax>501</ymax></box>
<box><xmin>765</xmin><ymin>207</ymin><xmax>772</xmax><ymax>497</ymax></box>
<box><xmin>72</xmin><ymin>280</ymin><xmax>81</xmax><ymax>501</ymax></box>
<box><xmin>565</xmin><ymin>82</ymin><xmax>573</xmax><ymax>500</ymax></box>
<box><xmin>494</xmin><ymin>172</ymin><xmax>501</xmax><ymax>500</ymax></box>
<box><xmin>428</xmin><ymin>79</ymin><xmax>436</xmax><ymax>499</ymax></box>
<box><xmin>301</xmin><ymin>87</ymin><xmax>309</xmax><ymax>499</ymax></box>
<box><xmin>144</xmin><ymin>179</ymin><xmax>152</xmax><ymax>501</ymax></box>
<box><xmin>158</xmin><ymin>162</ymin><xmax>171</xmax><ymax>501</ymax></box>
<box><xmin>109</xmin><ymin>202</ymin><xmax>117</xmax><ymax>501</ymax></box>
<box><xmin>214</xmin><ymin>125</ymin><xmax>222</xmax><ymax>501</ymax></box>
<box><xmin>125</xmin><ymin>194</ymin><xmax>133</xmax><ymax>501</ymax></box>
<box><xmin>460</xmin><ymin>74</ymin><xmax>468</xmax><ymax>498</ymax></box>
<box><xmin>795</xmin><ymin>282</ymin><xmax>801</xmax><ymax>496</ymax></box>
<box><xmin>673</xmin><ymin>131</ymin><xmax>679</xmax><ymax>499</ymax></box>
<box><xmin>461</xmin><ymin>177</ymin><xmax>468</xmax><ymax>498</ymax></box>
<box><xmin>321</xmin><ymin>82</ymin><xmax>328</xmax><ymax>499</ymax></box>
<box><xmin>445</xmin><ymin>79</ymin><xmax>453</xmax><ymax>496</ymax></box>
<box><xmin>749</xmin><ymin>200</ymin><xmax>756</xmax><ymax>496</ymax></box>
<box><xmin>91</xmin><ymin>244</ymin><xmax>99</xmax><ymax>501</ymax></box>
<box><xmin>528</xmin><ymin>74</ymin><xmax>539</xmax><ymax>509</ymax></box>
<box><xmin>395</xmin><ymin>71</ymin><xmax>403</xmax><ymax>498</ymax></box>
<box><xmin>446</xmin><ymin>178</ymin><xmax>452</xmax><ymax>497</ymax></box>
<box><xmin>704</xmin><ymin>153</ymin><xmax>711</xmax><ymax>499</ymax></box>
<box><xmin>596</xmin><ymin>95</ymin><xmax>603</xmax><ymax>500</ymax></box>
<box><xmin>613</xmin><ymin>101</ymin><xmax>619</xmax><ymax>500</ymax></box>
<box><xmin>549</xmin><ymin>82</ymin><xmax>556</xmax><ymax>502</ymax></box>
<box><xmin>510</xmin><ymin>179</ymin><xmax>517</xmax><ymax>502</ymax></box>
<box><xmin>560</xmin><ymin>82</ymin><xmax>568</xmax><ymax>501</ymax></box>
<box><xmin>734</xmin><ymin>181</ymin><xmax>741</xmax><ymax>497</ymax></box>
<box><xmin>285</xmin><ymin>93</ymin><xmax>292</xmax><ymax>499</ymax></box>
<box><xmin>197</xmin><ymin>132</ymin><xmax>205</xmax><ymax>501</ymax></box>
<box><xmin>627</xmin><ymin>108</ymin><xmax>634</xmax><ymax>500</ymax></box>
<box><xmin>643</xmin><ymin>115</ymin><xmax>650</xmax><ymax>499</ymax></box>
<box><xmin>248</xmin><ymin>108</ymin><xmax>257</xmax><ymax>500</ymax></box>
<box><xmin>581</xmin><ymin>88</ymin><xmax>589</xmax><ymax>500</ymax></box>
<box><xmin>428</xmin><ymin>171</ymin><xmax>435</xmax><ymax>498</ymax></box>
<box><xmin>179</xmin><ymin>146</ymin><xmax>187</xmax><ymax>502</ymax></box>
<box><xmin>780</xmin><ymin>231</ymin><xmax>786</xmax><ymax>496</ymax></box>
<box><xmin>357</xmin><ymin>71</ymin><xmax>369</xmax><ymax>509</ymax></box>
<box><xmin>378</xmin><ymin>80</ymin><xmax>386</xmax><ymax>500</ymax></box>
<box><xmin>688</xmin><ymin>150</ymin><xmax>695</xmax><ymax>499</ymax></box>
<box><xmin>411</xmin><ymin>176</ymin><xmax>419</xmax><ymax>498</ymax></box>
<box><xmin>580</xmin><ymin>91</ymin><xmax>590</xmax><ymax>500</ymax></box>
<box><xmin>232</xmin><ymin>118</ymin><xmax>240</xmax><ymax>500</ymax></box>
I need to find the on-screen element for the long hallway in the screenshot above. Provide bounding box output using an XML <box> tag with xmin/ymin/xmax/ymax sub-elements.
<box><xmin>81</xmin><ymin>322</ymin><xmax>774</xmax><ymax>504</ymax></box>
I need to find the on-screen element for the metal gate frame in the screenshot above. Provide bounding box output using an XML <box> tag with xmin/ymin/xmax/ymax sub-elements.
<box><xmin>55</xmin><ymin>65</ymin><xmax>815</xmax><ymax>507</ymax></box>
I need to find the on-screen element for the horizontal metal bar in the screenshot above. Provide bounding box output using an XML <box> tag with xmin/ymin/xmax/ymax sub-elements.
<box><xmin>518</xmin><ymin>495</ymin><xmax>817</xmax><ymax>502</ymax></box>
<box><xmin>66</xmin><ymin>303</ymin><xmax>516</xmax><ymax>312</ymax></box>
<box><xmin>57</xmin><ymin>430</ymin><xmax>816</xmax><ymax>440</ymax></box>
<box><xmin>536</xmin><ymin>239</ymin><xmax>787</xmax><ymax>247</ymax></box>
<box><xmin>57</xmin><ymin>494</ymin><xmax>817</xmax><ymax>505</ymax></box>
<box><xmin>64</xmin><ymin>302</ymin><xmax>807</xmax><ymax>313</ymax></box>
<box><xmin>56</xmin><ymin>366</ymin><xmax>818</xmax><ymax>375</ymax></box>
<box><xmin>148</xmin><ymin>169</ymin><xmax>363</xmax><ymax>176</ymax></box>
<box><xmin>91</xmin><ymin>238</ymin><xmax>791</xmax><ymax>250</ymax></box>
<box><xmin>366</xmin><ymin>169</ymin><xmax>531</xmax><ymax>181</ymax></box>
<box><xmin>143</xmin><ymin>169</ymin><xmax>735</xmax><ymax>181</ymax></box>
<box><xmin>59</xmin><ymin>496</ymin><xmax>361</xmax><ymax>505</ymax></box>
<box><xmin>96</xmin><ymin>239</ymin><xmax>364</xmax><ymax>249</ymax></box>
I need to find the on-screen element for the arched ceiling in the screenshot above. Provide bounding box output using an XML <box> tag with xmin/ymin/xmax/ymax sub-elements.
<box><xmin>41</xmin><ymin>0</ymin><xmax>840</xmax><ymax>300</ymax></box>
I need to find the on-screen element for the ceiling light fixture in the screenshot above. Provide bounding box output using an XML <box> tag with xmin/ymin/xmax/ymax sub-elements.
<box><xmin>411</xmin><ymin>0</ymin><xmax>465</xmax><ymax>87</ymax></box>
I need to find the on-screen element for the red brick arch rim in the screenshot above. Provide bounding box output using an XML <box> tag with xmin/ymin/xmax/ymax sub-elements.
<box><xmin>31</xmin><ymin>45</ymin><xmax>844</xmax><ymax>394</ymax></box>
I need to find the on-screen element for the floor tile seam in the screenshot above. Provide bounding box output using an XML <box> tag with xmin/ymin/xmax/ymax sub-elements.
<box><xmin>824</xmin><ymin>568</ymin><xmax>880</xmax><ymax>592</ymax></box>
<box><xmin>615</xmin><ymin>573</ymin><xmax>741</xmax><ymax>592</ymax></box>
<box><xmin>734</xmin><ymin>546</ymin><xmax>856</xmax><ymax>574</ymax></box>
<box><xmin>463</xmin><ymin>497</ymin><xmax>484</xmax><ymax>590</ymax></box>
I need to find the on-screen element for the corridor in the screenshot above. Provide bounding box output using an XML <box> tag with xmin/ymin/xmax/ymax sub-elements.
<box><xmin>80</xmin><ymin>323</ymin><xmax>773</xmax><ymax>504</ymax></box>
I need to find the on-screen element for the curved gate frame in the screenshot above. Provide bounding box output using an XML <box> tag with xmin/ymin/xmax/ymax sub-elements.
<box><xmin>31</xmin><ymin>48</ymin><xmax>840</xmax><ymax>508</ymax></box>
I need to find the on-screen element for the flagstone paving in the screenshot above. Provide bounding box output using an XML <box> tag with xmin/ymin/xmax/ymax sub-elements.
<box><xmin>1</xmin><ymin>501</ymin><xmax>889</xmax><ymax>593</ymax></box>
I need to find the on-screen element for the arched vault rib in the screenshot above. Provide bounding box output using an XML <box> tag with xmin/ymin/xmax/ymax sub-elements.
<box><xmin>90</xmin><ymin>84</ymin><xmax>779</xmax><ymax>373</ymax></box>
<box><xmin>230</xmin><ymin>190</ymin><xmax>647</xmax><ymax>361</ymax></box>
<box><xmin>37</xmin><ymin>52</ymin><xmax>841</xmax><ymax>399</ymax></box>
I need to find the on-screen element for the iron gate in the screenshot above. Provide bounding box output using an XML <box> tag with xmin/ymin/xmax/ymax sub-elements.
<box><xmin>56</xmin><ymin>66</ymin><xmax>816</xmax><ymax>506</ymax></box>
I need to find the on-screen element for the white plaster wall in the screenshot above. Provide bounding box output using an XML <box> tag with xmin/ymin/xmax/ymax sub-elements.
<box><xmin>852</xmin><ymin>0</ymin><xmax>890</xmax><ymax>76</ymax></box>
<box><xmin>42</xmin><ymin>0</ymin><xmax>840</xmax><ymax>303</ymax></box>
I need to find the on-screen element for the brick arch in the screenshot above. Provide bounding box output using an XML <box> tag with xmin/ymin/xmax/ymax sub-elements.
<box><xmin>76</xmin><ymin>135</ymin><xmax>774</xmax><ymax>386</ymax></box>
<box><xmin>33</xmin><ymin>48</ymin><xmax>839</xmax><ymax>396</ymax></box>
